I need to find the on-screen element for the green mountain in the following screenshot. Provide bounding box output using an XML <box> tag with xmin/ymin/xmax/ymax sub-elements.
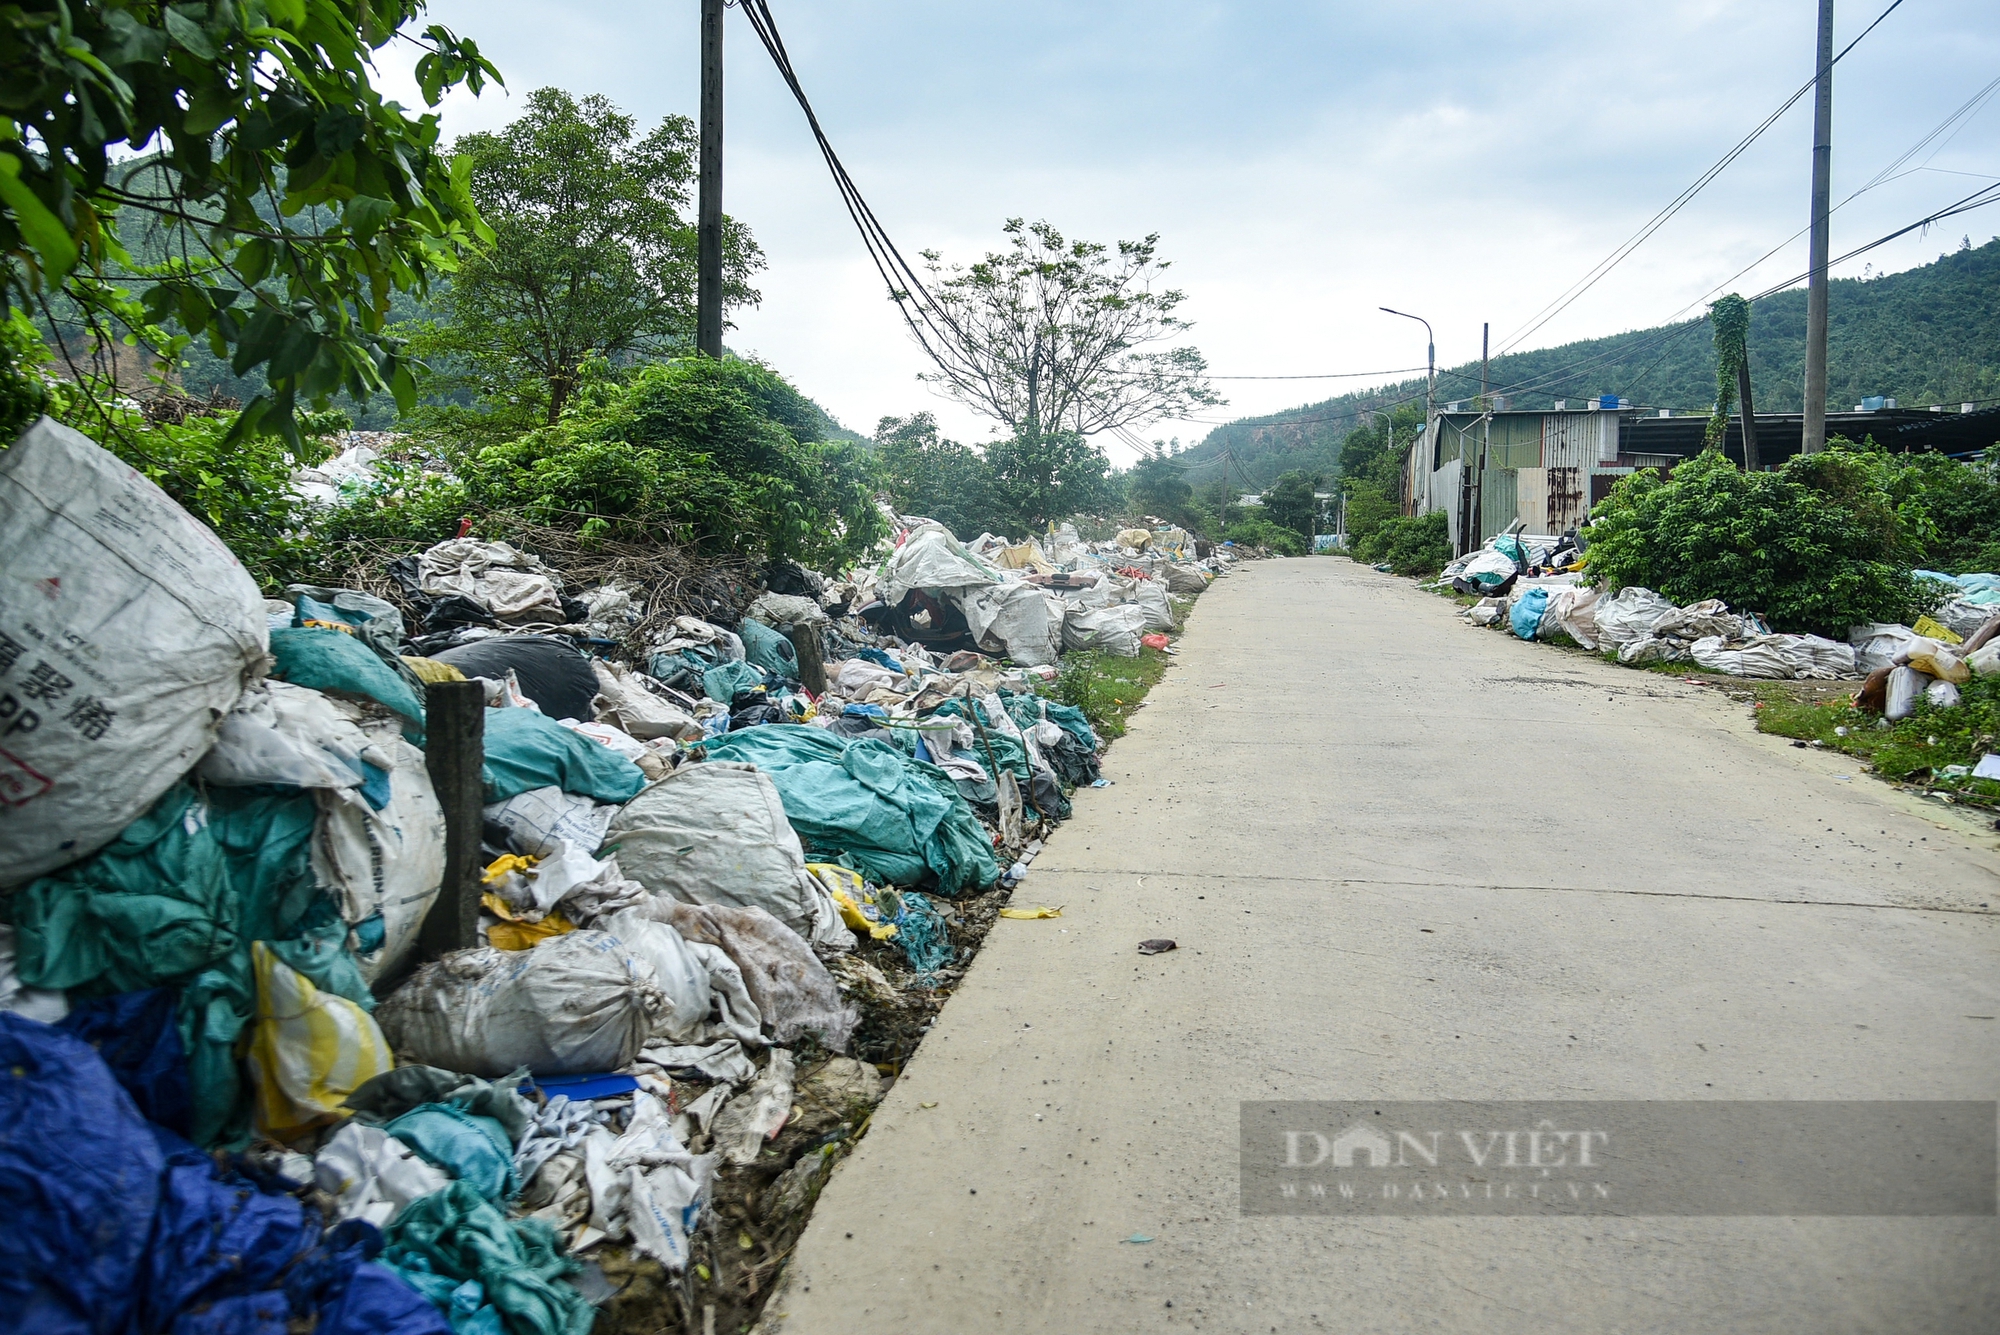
<box><xmin>1176</xmin><ymin>236</ymin><xmax>2000</xmax><ymax>490</ymax></box>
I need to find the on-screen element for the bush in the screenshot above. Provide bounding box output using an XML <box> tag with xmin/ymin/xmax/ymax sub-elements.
<box><xmin>1222</xmin><ymin>515</ymin><xmax>1307</xmax><ymax>556</ymax></box>
<box><xmin>322</xmin><ymin>357</ymin><xmax>886</xmax><ymax>570</ymax></box>
<box><xmin>1585</xmin><ymin>445</ymin><xmax>1928</xmax><ymax>637</ymax></box>
<box><xmin>1352</xmin><ymin>509</ymin><xmax>1450</xmax><ymax>576</ymax></box>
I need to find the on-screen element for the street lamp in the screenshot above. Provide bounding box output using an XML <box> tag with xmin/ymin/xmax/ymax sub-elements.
<box><xmin>1379</xmin><ymin>307</ymin><xmax>1434</xmax><ymax>430</ymax></box>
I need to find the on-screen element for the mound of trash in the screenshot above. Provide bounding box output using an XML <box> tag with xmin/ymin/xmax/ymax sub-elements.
<box><xmin>0</xmin><ymin>418</ymin><xmax>1228</xmax><ymax>1335</ymax></box>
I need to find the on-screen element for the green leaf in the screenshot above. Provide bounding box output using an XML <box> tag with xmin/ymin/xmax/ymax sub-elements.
<box><xmin>0</xmin><ymin>155</ymin><xmax>79</xmax><ymax>279</ymax></box>
<box><xmin>344</xmin><ymin>195</ymin><xmax>394</xmax><ymax>241</ymax></box>
<box><xmin>163</xmin><ymin>7</ymin><xmax>219</xmax><ymax>60</ymax></box>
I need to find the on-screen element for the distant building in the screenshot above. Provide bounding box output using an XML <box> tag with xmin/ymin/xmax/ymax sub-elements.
<box><xmin>1401</xmin><ymin>400</ymin><xmax>2000</xmax><ymax>548</ymax></box>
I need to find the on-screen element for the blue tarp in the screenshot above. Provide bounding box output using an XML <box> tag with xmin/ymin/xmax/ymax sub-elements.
<box><xmin>0</xmin><ymin>1013</ymin><xmax>447</xmax><ymax>1335</ymax></box>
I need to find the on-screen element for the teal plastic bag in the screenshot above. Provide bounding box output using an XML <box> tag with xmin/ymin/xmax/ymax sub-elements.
<box><xmin>481</xmin><ymin>707</ymin><xmax>647</xmax><ymax>804</ymax></box>
<box><xmin>737</xmin><ymin>618</ymin><xmax>798</xmax><ymax>678</ymax></box>
<box><xmin>1510</xmin><ymin>588</ymin><xmax>1549</xmax><ymax>640</ymax></box>
<box><xmin>384</xmin><ymin>1181</ymin><xmax>592</xmax><ymax>1335</ymax></box>
<box><xmin>702</xmin><ymin>659</ymin><xmax>767</xmax><ymax>704</ymax></box>
<box><xmin>271</xmin><ymin>626</ymin><xmax>425</xmax><ymax>723</ymax></box>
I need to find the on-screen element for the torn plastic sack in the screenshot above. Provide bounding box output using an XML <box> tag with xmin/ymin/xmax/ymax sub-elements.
<box><xmin>1540</xmin><ymin>588</ymin><xmax>1601</xmax><ymax>648</ymax></box>
<box><xmin>1062</xmin><ymin>603</ymin><xmax>1148</xmax><ymax>657</ymax></box>
<box><xmin>709</xmin><ymin>1049</ymin><xmax>797</xmax><ymax>1166</ymax></box>
<box><xmin>701</xmin><ymin>658</ymin><xmax>769</xmax><ymax>704</ymax></box>
<box><xmin>434</xmin><ymin>637</ymin><xmax>598</xmax><ymax>721</ymax></box>
<box><xmin>382</xmin><ymin>1180</ymin><xmax>591</xmax><ymax>1335</ymax></box>
<box><xmin>1466</xmin><ymin>597</ymin><xmax>1506</xmax><ymax>627</ymax></box>
<box><xmin>1849</xmin><ymin>623</ymin><xmax>1921</xmax><ymax>675</ymax></box>
<box><xmin>955</xmin><ymin>580</ymin><xmax>1063</xmax><ymax>667</ymax></box>
<box><xmin>606</xmin><ymin>761</ymin><xmax>846</xmax><ymax>949</ymax></box>
<box><xmin>1926</xmin><ymin>678</ymin><xmax>1962</xmax><ymax>708</ymax></box>
<box><xmin>581</xmin><ymin>1089</ymin><xmax>719</xmax><ymax>1270</ymax></box>
<box><xmin>596</xmin><ymin>908</ymin><xmax>714</xmax><ymax>1043</ymax></box>
<box><xmin>590</xmin><ymin>660</ymin><xmax>700</xmax><ymax>740</ymax></box>
<box><xmin>481</xmin><ymin>706</ymin><xmax>648</xmax><ymax>804</ymax></box>
<box><xmin>1112</xmin><ymin>575</ymin><xmax>1175</xmax><ymax>632</ymax></box>
<box><xmin>197</xmin><ymin>679</ymin><xmax>370</xmax><ymax>790</ymax></box>
<box><xmin>309</xmin><ymin>723</ymin><xmax>447</xmax><ymax>986</ymax></box>
<box><xmin>271</xmin><ymin>626</ymin><xmax>426</xmax><ymax>724</ymax></box>
<box><xmin>246</xmin><ymin>941</ymin><xmax>395</xmax><ymax>1142</ymax></box>
<box><xmin>287</xmin><ymin>584</ymin><xmax>409</xmax><ymax>664</ymax></box>
<box><xmin>377</xmin><ymin>931</ymin><xmax>665</xmax><ymax>1078</ymax></box>
<box><xmin>0</xmin><ymin>417</ymin><xmax>268</xmax><ymax>886</ymax></box>
<box><xmin>696</xmin><ymin>725</ymin><xmax>1000</xmax><ymax>895</ymax></box>
<box><xmin>315</xmin><ymin>1122</ymin><xmax>453</xmax><ymax>1229</ymax></box>
<box><xmin>877</xmin><ymin>524</ymin><xmax>1003</xmax><ymax>604</ymax></box>
<box><xmin>416</xmin><ymin>539</ymin><xmax>566</xmax><ymax>626</ymax></box>
<box><xmin>484</xmin><ymin>785</ymin><xmax>613</xmax><ymax>860</ymax></box>
<box><xmin>635</xmin><ymin>898</ymin><xmax>857</xmax><ymax>1050</ymax></box>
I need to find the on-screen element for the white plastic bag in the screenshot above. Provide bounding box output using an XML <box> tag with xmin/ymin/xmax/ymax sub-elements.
<box><xmin>590</xmin><ymin>661</ymin><xmax>700</xmax><ymax>741</ymax></box>
<box><xmin>483</xmin><ymin>785</ymin><xmax>614</xmax><ymax>859</ymax></box>
<box><xmin>0</xmin><ymin>924</ymin><xmax>67</xmax><ymax>1022</ymax></box>
<box><xmin>1062</xmin><ymin>604</ymin><xmax>1147</xmax><ymax>657</ymax></box>
<box><xmin>1969</xmin><ymin>642</ymin><xmax>2000</xmax><ymax>677</ymax></box>
<box><xmin>246</xmin><ymin>942</ymin><xmax>394</xmax><ymax>1140</ymax></box>
<box><xmin>582</xmin><ymin>1090</ymin><xmax>720</xmax><ymax>1270</ymax></box>
<box><xmin>597</xmin><ymin>908</ymin><xmax>715</xmax><ymax>1044</ymax></box>
<box><xmin>606</xmin><ymin>762</ymin><xmax>846</xmax><ymax>949</ymax></box>
<box><xmin>377</xmin><ymin>930</ymin><xmax>666</xmax><ymax>1077</ymax></box>
<box><xmin>955</xmin><ymin>580</ymin><xmax>1062</xmax><ymax>666</ymax></box>
<box><xmin>0</xmin><ymin>418</ymin><xmax>268</xmax><ymax>885</ymax></box>
<box><xmin>709</xmin><ymin>1049</ymin><xmax>797</xmax><ymax>1166</ymax></box>
<box><xmin>1926</xmin><ymin>678</ymin><xmax>1962</xmax><ymax>709</ymax></box>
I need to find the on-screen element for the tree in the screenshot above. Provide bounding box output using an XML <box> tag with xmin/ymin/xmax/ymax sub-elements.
<box><xmin>0</xmin><ymin>0</ymin><xmax>499</xmax><ymax>447</ymax></box>
<box><xmin>414</xmin><ymin>88</ymin><xmax>763</xmax><ymax>423</ymax></box>
<box><xmin>1261</xmin><ymin>469</ymin><xmax>1326</xmax><ymax>539</ymax></box>
<box><xmin>876</xmin><ymin>411</ymin><xmax>1001</xmax><ymax>536</ymax></box>
<box><xmin>986</xmin><ymin>429</ymin><xmax>1115</xmax><ymax>533</ymax></box>
<box><xmin>913</xmin><ymin>219</ymin><xmax>1221</xmax><ymax>439</ymax></box>
<box><xmin>1124</xmin><ymin>449</ymin><xmax>1197</xmax><ymax>528</ymax></box>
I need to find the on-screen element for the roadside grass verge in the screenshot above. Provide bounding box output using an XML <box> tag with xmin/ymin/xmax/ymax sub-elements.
<box><xmin>1752</xmin><ymin>676</ymin><xmax>2000</xmax><ymax>808</ymax></box>
<box><xmin>1048</xmin><ymin>647</ymin><xmax>1173</xmax><ymax>739</ymax></box>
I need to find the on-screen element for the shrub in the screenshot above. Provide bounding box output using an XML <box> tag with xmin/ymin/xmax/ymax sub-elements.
<box><xmin>1352</xmin><ymin>509</ymin><xmax>1450</xmax><ymax>576</ymax></box>
<box><xmin>1222</xmin><ymin>515</ymin><xmax>1307</xmax><ymax>556</ymax></box>
<box><xmin>1585</xmin><ymin>445</ymin><xmax>1928</xmax><ymax>637</ymax></box>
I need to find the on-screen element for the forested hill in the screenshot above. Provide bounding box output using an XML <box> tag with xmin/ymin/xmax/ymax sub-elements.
<box><xmin>1174</xmin><ymin>235</ymin><xmax>2000</xmax><ymax>490</ymax></box>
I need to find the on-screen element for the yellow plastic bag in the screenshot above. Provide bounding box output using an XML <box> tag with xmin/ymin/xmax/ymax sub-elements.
<box><xmin>482</xmin><ymin>892</ymin><xmax>578</xmax><ymax>950</ymax></box>
<box><xmin>246</xmin><ymin>941</ymin><xmax>394</xmax><ymax>1142</ymax></box>
<box><xmin>999</xmin><ymin>905</ymin><xmax>1064</xmax><ymax>920</ymax></box>
<box><xmin>1913</xmin><ymin>616</ymin><xmax>1963</xmax><ymax>646</ymax></box>
<box><xmin>401</xmin><ymin>655</ymin><xmax>468</xmax><ymax>684</ymax></box>
<box><xmin>808</xmin><ymin>863</ymin><xmax>899</xmax><ymax>940</ymax></box>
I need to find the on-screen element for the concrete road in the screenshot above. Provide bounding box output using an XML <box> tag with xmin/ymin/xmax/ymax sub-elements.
<box><xmin>765</xmin><ymin>558</ymin><xmax>2000</xmax><ymax>1334</ymax></box>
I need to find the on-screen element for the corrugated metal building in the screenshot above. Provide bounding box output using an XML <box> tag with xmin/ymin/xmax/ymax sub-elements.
<box><xmin>1406</xmin><ymin>406</ymin><xmax>1632</xmax><ymax>548</ymax></box>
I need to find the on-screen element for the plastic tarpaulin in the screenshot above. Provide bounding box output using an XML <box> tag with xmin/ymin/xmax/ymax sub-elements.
<box><xmin>0</xmin><ymin>417</ymin><xmax>269</xmax><ymax>886</ymax></box>
<box><xmin>383</xmin><ymin>1180</ymin><xmax>594</xmax><ymax>1335</ymax></box>
<box><xmin>1509</xmin><ymin>588</ymin><xmax>1549</xmax><ymax>640</ymax></box>
<box><xmin>955</xmin><ymin>581</ymin><xmax>1062</xmax><ymax>667</ymax></box>
<box><xmin>270</xmin><ymin>626</ymin><xmax>426</xmax><ymax>724</ymax></box>
<box><xmin>697</xmin><ymin>726</ymin><xmax>1000</xmax><ymax>895</ymax></box>
<box><xmin>11</xmin><ymin>782</ymin><xmax>377</xmax><ymax>1146</ymax></box>
<box><xmin>481</xmin><ymin>706</ymin><xmax>647</xmax><ymax>804</ymax></box>
<box><xmin>878</xmin><ymin>525</ymin><xmax>1003</xmax><ymax>604</ymax></box>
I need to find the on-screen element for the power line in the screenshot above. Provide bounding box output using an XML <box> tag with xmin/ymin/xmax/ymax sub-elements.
<box><xmin>1493</xmin><ymin>0</ymin><xmax>1909</xmax><ymax>358</ymax></box>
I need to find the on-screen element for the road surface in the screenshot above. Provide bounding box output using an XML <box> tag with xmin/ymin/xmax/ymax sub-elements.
<box><xmin>765</xmin><ymin>557</ymin><xmax>2000</xmax><ymax>1334</ymax></box>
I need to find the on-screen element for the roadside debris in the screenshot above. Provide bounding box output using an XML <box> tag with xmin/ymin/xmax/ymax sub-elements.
<box><xmin>1136</xmin><ymin>939</ymin><xmax>1177</xmax><ymax>955</ymax></box>
<box><xmin>0</xmin><ymin>418</ymin><xmax>1227</xmax><ymax>1335</ymax></box>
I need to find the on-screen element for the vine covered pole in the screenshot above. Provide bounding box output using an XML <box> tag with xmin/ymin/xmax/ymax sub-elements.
<box><xmin>697</xmin><ymin>0</ymin><xmax>726</xmax><ymax>358</ymax></box>
<box><xmin>1802</xmin><ymin>0</ymin><xmax>1835</xmax><ymax>454</ymax></box>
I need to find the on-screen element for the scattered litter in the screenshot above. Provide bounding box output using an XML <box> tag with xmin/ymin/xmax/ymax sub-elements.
<box><xmin>1122</xmin><ymin>1233</ymin><xmax>1155</xmax><ymax>1244</ymax></box>
<box><xmin>999</xmin><ymin>905</ymin><xmax>1065</xmax><ymax>919</ymax></box>
<box><xmin>1137</xmin><ymin>939</ymin><xmax>1178</xmax><ymax>955</ymax></box>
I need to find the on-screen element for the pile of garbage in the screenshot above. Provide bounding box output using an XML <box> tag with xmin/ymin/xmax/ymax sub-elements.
<box><xmin>0</xmin><ymin>418</ymin><xmax>1223</xmax><ymax>1335</ymax></box>
<box><xmin>1445</xmin><ymin>534</ymin><xmax>2000</xmax><ymax>712</ymax></box>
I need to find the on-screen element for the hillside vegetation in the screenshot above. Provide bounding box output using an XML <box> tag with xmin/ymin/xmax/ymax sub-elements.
<box><xmin>1178</xmin><ymin>236</ymin><xmax>2000</xmax><ymax>490</ymax></box>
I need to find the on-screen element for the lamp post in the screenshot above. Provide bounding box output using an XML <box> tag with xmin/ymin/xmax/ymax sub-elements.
<box><xmin>1382</xmin><ymin>306</ymin><xmax>1449</xmax><ymax>543</ymax></box>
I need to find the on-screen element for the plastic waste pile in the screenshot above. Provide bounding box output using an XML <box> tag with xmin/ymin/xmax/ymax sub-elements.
<box><xmin>0</xmin><ymin>418</ymin><xmax>1220</xmax><ymax>1334</ymax></box>
<box><xmin>1444</xmin><ymin>533</ymin><xmax>2000</xmax><ymax>715</ymax></box>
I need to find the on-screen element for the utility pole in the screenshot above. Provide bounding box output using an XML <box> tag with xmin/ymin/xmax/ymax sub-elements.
<box><xmin>1802</xmin><ymin>0</ymin><xmax>1834</xmax><ymax>453</ymax></box>
<box><xmin>696</xmin><ymin>0</ymin><xmax>725</xmax><ymax>359</ymax></box>
<box><xmin>1737</xmin><ymin>357</ymin><xmax>1761</xmax><ymax>472</ymax></box>
<box><xmin>1481</xmin><ymin>322</ymin><xmax>1489</xmax><ymax>409</ymax></box>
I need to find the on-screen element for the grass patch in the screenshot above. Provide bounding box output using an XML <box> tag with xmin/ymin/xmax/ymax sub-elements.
<box><xmin>1047</xmin><ymin>647</ymin><xmax>1172</xmax><ymax>740</ymax></box>
<box><xmin>1599</xmin><ymin>650</ymin><xmax>1729</xmax><ymax>678</ymax></box>
<box><xmin>1754</xmin><ymin>675</ymin><xmax>2000</xmax><ymax>807</ymax></box>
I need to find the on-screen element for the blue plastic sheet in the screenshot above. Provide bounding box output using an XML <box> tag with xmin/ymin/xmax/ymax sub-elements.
<box><xmin>56</xmin><ymin>987</ymin><xmax>193</xmax><ymax>1137</ymax></box>
<box><xmin>737</xmin><ymin>617</ymin><xmax>798</xmax><ymax>677</ymax></box>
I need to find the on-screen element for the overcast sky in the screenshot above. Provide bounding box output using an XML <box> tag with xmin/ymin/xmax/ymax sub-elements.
<box><xmin>383</xmin><ymin>1</ymin><xmax>2000</xmax><ymax>460</ymax></box>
